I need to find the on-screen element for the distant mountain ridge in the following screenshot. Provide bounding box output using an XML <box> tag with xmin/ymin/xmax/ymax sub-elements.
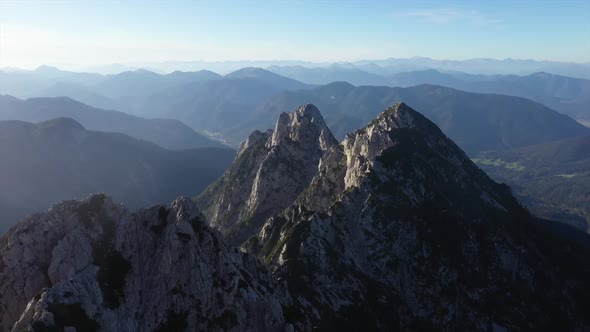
<box><xmin>31</xmin><ymin>57</ymin><xmax>588</xmax><ymax>78</ymax></box>
<box><xmin>0</xmin><ymin>118</ymin><xmax>235</xmax><ymax>232</ymax></box>
<box><xmin>267</xmin><ymin>67</ymin><xmax>590</xmax><ymax>121</ymax></box>
<box><xmin>92</xmin><ymin>69</ymin><xmax>222</xmax><ymax>98</ymax></box>
<box><xmin>2</xmin><ymin>67</ymin><xmax>313</xmax><ymax>134</ymax></box>
<box><xmin>235</xmin><ymin>83</ymin><xmax>589</xmax><ymax>153</ymax></box>
<box><xmin>2</xmin><ymin>65</ymin><xmax>588</xmax><ymax>152</ymax></box>
<box><xmin>0</xmin><ymin>95</ymin><xmax>224</xmax><ymax>150</ymax></box>
<box><xmin>225</xmin><ymin>67</ymin><xmax>310</xmax><ymax>91</ymax></box>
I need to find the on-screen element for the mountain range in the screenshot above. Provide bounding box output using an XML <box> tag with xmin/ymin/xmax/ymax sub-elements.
<box><xmin>3</xmin><ymin>65</ymin><xmax>589</xmax><ymax>133</ymax></box>
<box><xmin>1</xmin><ymin>67</ymin><xmax>312</xmax><ymax>133</ymax></box>
<box><xmin>48</xmin><ymin>57</ymin><xmax>590</xmax><ymax>78</ymax></box>
<box><xmin>0</xmin><ymin>118</ymin><xmax>234</xmax><ymax>232</ymax></box>
<box><xmin>2</xmin><ymin>65</ymin><xmax>589</xmax><ymax>245</ymax></box>
<box><xmin>0</xmin><ymin>95</ymin><xmax>223</xmax><ymax>150</ymax></box>
<box><xmin>239</xmin><ymin>82</ymin><xmax>589</xmax><ymax>154</ymax></box>
<box><xmin>267</xmin><ymin>67</ymin><xmax>590</xmax><ymax>122</ymax></box>
<box><xmin>2</xmin><ymin>103</ymin><xmax>588</xmax><ymax>330</ymax></box>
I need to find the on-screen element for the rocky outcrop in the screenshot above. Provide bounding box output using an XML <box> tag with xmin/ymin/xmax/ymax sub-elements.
<box><xmin>196</xmin><ymin>104</ymin><xmax>337</xmax><ymax>245</ymax></box>
<box><xmin>247</xmin><ymin>103</ymin><xmax>590</xmax><ymax>330</ymax></box>
<box><xmin>0</xmin><ymin>194</ymin><xmax>291</xmax><ymax>332</ymax></box>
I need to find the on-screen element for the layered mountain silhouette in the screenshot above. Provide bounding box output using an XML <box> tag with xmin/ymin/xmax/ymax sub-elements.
<box><xmin>388</xmin><ymin>70</ymin><xmax>590</xmax><ymax>121</ymax></box>
<box><xmin>4</xmin><ymin>66</ymin><xmax>588</xmax><ymax>148</ymax></box>
<box><xmin>0</xmin><ymin>95</ymin><xmax>223</xmax><ymax>150</ymax></box>
<box><xmin>30</xmin><ymin>67</ymin><xmax>312</xmax><ymax>132</ymax></box>
<box><xmin>0</xmin><ymin>118</ymin><xmax>234</xmax><ymax>232</ymax></box>
<box><xmin>267</xmin><ymin>67</ymin><xmax>590</xmax><ymax>122</ymax></box>
<box><xmin>1</xmin><ymin>103</ymin><xmax>589</xmax><ymax>331</ymax></box>
<box><xmin>238</xmin><ymin>83</ymin><xmax>589</xmax><ymax>153</ymax></box>
<box><xmin>91</xmin><ymin>69</ymin><xmax>222</xmax><ymax>98</ymax></box>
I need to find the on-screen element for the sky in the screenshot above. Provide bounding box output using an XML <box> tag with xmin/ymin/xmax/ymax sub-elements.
<box><xmin>0</xmin><ymin>0</ymin><xmax>589</xmax><ymax>69</ymax></box>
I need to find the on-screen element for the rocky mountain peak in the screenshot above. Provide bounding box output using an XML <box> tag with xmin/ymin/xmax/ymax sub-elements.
<box><xmin>236</xmin><ymin>129</ymin><xmax>272</xmax><ymax>158</ymax></box>
<box><xmin>336</xmin><ymin>102</ymin><xmax>429</xmax><ymax>190</ymax></box>
<box><xmin>375</xmin><ymin>102</ymin><xmax>416</xmax><ymax>126</ymax></box>
<box><xmin>245</xmin><ymin>102</ymin><xmax>590</xmax><ymax>330</ymax></box>
<box><xmin>197</xmin><ymin>104</ymin><xmax>337</xmax><ymax>245</ymax></box>
<box><xmin>268</xmin><ymin>104</ymin><xmax>337</xmax><ymax>150</ymax></box>
<box><xmin>296</xmin><ymin>103</ymin><xmax>323</xmax><ymax>119</ymax></box>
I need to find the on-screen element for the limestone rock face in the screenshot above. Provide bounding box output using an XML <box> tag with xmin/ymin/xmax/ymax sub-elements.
<box><xmin>249</xmin><ymin>103</ymin><xmax>590</xmax><ymax>330</ymax></box>
<box><xmin>0</xmin><ymin>194</ymin><xmax>290</xmax><ymax>332</ymax></box>
<box><xmin>196</xmin><ymin>104</ymin><xmax>337</xmax><ymax>245</ymax></box>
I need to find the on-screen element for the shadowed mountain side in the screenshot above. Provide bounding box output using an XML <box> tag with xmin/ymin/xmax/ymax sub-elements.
<box><xmin>0</xmin><ymin>95</ymin><xmax>225</xmax><ymax>150</ymax></box>
<box><xmin>0</xmin><ymin>118</ymin><xmax>235</xmax><ymax>232</ymax></box>
<box><xmin>474</xmin><ymin>135</ymin><xmax>590</xmax><ymax>232</ymax></box>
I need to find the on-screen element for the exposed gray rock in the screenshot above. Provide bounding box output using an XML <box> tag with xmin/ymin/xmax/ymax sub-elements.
<box><xmin>248</xmin><ymin>103</ymin><xmax>590</xmax><ymax>330</ymax></box>
<box><xmin>196</xmin><ymin>104</ymin><xmax>338</xmax><ymax>246</ymax></box>
<box><xmin>0</xmin><ymin>194</ymin><xmax>290</xmax><ymax>332</ymax></box>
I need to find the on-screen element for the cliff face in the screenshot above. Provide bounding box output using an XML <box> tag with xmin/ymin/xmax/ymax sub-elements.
<box><xmin>196</xmin><ymin>104</ymin><xmax>337</xmax><ymax>245</ymax></box>
<box><xmin>247</xmin><ymin>103</ymin><xmax>590</xmax><ymax>330</ymax></box>
<box><xmin>0</xmin><ymin>194</ymin><xmax>290</xmax><ymax>332</ymax></box>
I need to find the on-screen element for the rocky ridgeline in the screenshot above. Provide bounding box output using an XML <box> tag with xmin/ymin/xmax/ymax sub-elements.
<box><xmin>1</xmin><ymin>103</ymin><xmax>589</xmax><ymax>331</ymax></box>
<box><xmin>0</xmin><ymin>195</ymin><xmax>291</xmax><ymax>331</ymax></box>
<box><xmin>196</xmin><ymin>104</ymin><xmax>337</xmax><ymax>246</ymax></box>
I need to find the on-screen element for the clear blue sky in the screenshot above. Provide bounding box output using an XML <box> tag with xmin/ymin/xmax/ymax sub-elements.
<box><xmin>0</xmin><ymin>0</ymin><xmax>589</xmax><ymax>68</ymax></box>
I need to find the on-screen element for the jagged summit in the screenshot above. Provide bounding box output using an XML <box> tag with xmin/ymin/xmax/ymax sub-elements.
<box><xmin>364</xmin><ymin>101</ymin><xmax>438</xmax><ymax>133</ymax></box>
<box><xmin>197</xmin><ymin>104</ymin><xmax>337</xmax><ymax>245</ymax></box>
<box><xmin>295</xmin><ymin>103</ymin><xmax>323</xmax><ymax>119</ymax></box>
<box><xmin>245</xmin><ymin>102</ymin><xmax>590</xmax><ymax>330</ymax></box>
<box><xmin>269</xmin><ymin>103</ymin><xmax>336</xmax><ymax>149</ymax></box>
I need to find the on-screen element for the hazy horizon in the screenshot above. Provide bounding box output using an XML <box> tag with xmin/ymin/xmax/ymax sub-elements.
<box><xmin>3</xmin><ymin>56</ymin><xmax>590</xmax><ymax>76</ymax></box>
<box><xmin>1</xmin><ymin>0</ymin><xmax>589</xmax><ymax>71</ymax></box>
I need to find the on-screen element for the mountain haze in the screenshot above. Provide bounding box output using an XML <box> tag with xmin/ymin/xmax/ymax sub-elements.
<box><xmin>0</xmin><ymin>95</ymin><xmax>224</xmax><ymax>150</ymax></box>
<box><xmin>241</xmin><ymin>83</ymin><xmax>589</xmax><ymax>153</ymax></box>
<box><xmin>0</xmin><ymin>118</ymin><xmax>234</xmax><ymax>232</ymax></box>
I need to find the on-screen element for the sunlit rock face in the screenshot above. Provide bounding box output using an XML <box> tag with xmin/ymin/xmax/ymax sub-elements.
<box><xmin>196</xmin><ymin>104</ymin><xmax>337</xmax><ymax>246</ymax></box>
